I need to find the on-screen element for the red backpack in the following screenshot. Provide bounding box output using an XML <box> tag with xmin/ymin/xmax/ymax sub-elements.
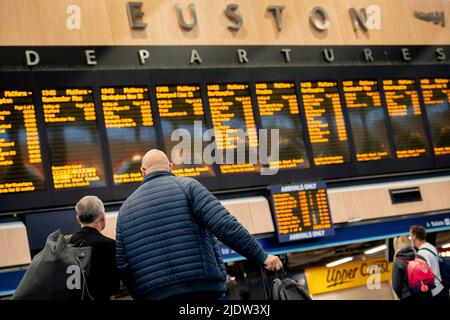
<box><xmin>405</xmin><ymin>256</ymin><xmax>436</xmax><ymax>293</ymax></box>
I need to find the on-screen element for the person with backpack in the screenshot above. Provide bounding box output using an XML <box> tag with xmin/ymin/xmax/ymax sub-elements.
<box><xmin>115</xmin><ymin>149</ymin><xmax>283</xmax><ymax>300</ymax></box>
<box><xmin>391</xmin><ymin>236</ymin><xmax>432</xmax><ymax>300</ymax></box>
<box><xmin>69</xmin><ymin>196</ymin><xmax>121</xmax><ymax>300</ymax></box>
<box><xmin>13</xmin><ymin>196</ymin><xmax>120</xmax><ymax>300</ymax></box>
<box><xmin>410</xmin><ymin>225</ymin><xmax>450</xmax><ymax>301</ymax></box>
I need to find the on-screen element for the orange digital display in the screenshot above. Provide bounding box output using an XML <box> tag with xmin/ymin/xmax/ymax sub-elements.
<box><xmin>255</xmin><ymin>82</ymin><xmax>309</xmax><ymax>170</ymax></box>
<box><xmin>382</xmin><ymin>79</ymin><xmax>429</xmax><ymax>159</ymax></box>
<box><xmin>42</xmin><ymin>88</ymin><xmax>105</xmax><ymax>189</ymax></box>
<box><xmin>156</xmin><ymin>84</ymin><xmax>215</xmax><ymax>177</ymax></box>
<box><xmin>0</xmin><ymin>90</ymin><xmax>44</xmax><ymax>193</ymax></box>
<box><xmin>343</xmin><ymin>80</ymin><xmax>392</xmax><ymax>162</ymax></box>
<box><xmin>270</xmin><ymin>182</ymin><xmax>334</xmax><ymax>243</ymax></box>
<box><xmin>207</xmin><ymin>83</ymin><xmax>259</xmax><ymax>174</ymax></box>
<box><xmin>420</xmin><ymin>78</ymin><xmax>450</xmax><ymax>156</ymax></box>
<box><xmin>300</xmin><ymin>81</ymin><xmax>350</xmax><ymax>166</ymax></box>
<box><xmin>101</xmin><ymin>86</ymin><xmax>157</xmax><ymax>184</ymax></box>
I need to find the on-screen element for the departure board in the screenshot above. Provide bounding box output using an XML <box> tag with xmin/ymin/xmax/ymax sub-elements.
<box><xmin>101</xmin><ymin>86</ymin><xmax>157</xmax><ymax>184</ymax></box>
<box><xmin>0</xmin><ymin>90</ymin><xmax>44</xmax><ymax>193</ymax></box>
<box><xmin>255</xmin><ymin>82</ymin><xmax>309</xmax><ymax>169</ymax></box>
<box><xmin>270</xmin><ymin>182</ymin><xmax>334</xmax><ymax>243</ymax></box>
<box><xmin>207</xmin><ymin>83</ymin><xmax>258</xmax><ymax>174</ymax></box>
<box><xmin>382</xmin><ymin>79</ymin><xmax>429</xmax><ymax>159</ymax></box>
<box><xmin>420</xmin><ymin>78</ymin><xmax>450</xmax><ymax>156</ymax></box>
<box><xmin>342</xmin><ymin>80</ymin><xmax>392</xmax><ymax>162</ymax></box>
<box><xmin>300</xmin><ymin>81</ymin><xmax>350</xmax><ymax>166</ymax></box>
<box><xmin>42</xmin><ymin>88</ymin><xmax>105</xmax><ymax>189</ymax></box>
<box><xmin>156</xmin><ymin>84</ymin><xmax>214</xmax><ymax>177</ymax></box>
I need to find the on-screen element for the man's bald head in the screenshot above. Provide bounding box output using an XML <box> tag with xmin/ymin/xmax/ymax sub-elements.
<box><xmin>141</xmin><ymin>149</ymin><xmax>172</xmax><ymax>176</ymax></box>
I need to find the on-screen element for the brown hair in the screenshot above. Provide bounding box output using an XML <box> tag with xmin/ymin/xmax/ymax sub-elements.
<box><xmin>410</xmin><ymin>225</ymin><xmax>427</xmax><ymax>241</ymax></box>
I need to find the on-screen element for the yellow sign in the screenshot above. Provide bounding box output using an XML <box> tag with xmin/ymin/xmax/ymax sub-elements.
<box><xmin>305</xmin><ymin>258</ymin><xmax>393</xmax><ymax>295</ymax></box>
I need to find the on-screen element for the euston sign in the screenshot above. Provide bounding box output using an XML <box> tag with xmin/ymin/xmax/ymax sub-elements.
<box><xmin>125</xmin><ymin>2</ymin><xmax>381</xmax><ymax>33</ymax></box>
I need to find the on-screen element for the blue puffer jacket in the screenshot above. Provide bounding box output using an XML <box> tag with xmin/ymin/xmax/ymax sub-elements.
<box><xmin>116</xmin><ymin>171</ymin><xmax>268</xmax><ymax>300</ymax></box>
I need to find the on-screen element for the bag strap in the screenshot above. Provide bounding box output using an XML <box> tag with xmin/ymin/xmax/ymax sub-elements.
<box><xmin>419</xmin><ymin>247</ymin><xmax>440</xmax><ymax>259</ymax></box>
<box><xmin>398</xmin><ymin>257</ymin><xmax>410</xmax><ymax>264</ymax></box>
<box><xmin>63</xmin><ymin>233</ymin><xmax>93</xmax><ymax>300</ymax></box>
<box><xmin>65</xmin><ymin>234</ymin><xmax>88</xmax><ymax>250</ymax></box>
<box><xmin>71</xmin><ymin>238</ymin><xmax>85</xmax><ymax>249</ymax></box>
<box><xmin>275</xmin><ymin>267</ymin><xmax>286</xmax><ymax>280</ymax></box>
<box><xmin>278</xmin><ymin>279</ymin><xmax>286</xmax><ymax>300</ymax></box>
<box><xmin>417</xmin><ymin>248</ymin><xmax>443</xmax><ymax>284</ymax></box>
<box><xmin>74</xmin><ymin>246</ymin><xmax>94</xmax><ymax>301</ymax></box>
<box><xmin>272</xmin><ymin>278</ymin><xmax>283</xmax><ymax>300</ymax></box>
<box><xmin>260</xmin><ymin>267</ymin><xmax>272</xmax><ymax>300</ymax></box>
<box><xmin>415</xmin><ymin>253</ymin><xmax>428</xmax><ymax>262</ymax></box>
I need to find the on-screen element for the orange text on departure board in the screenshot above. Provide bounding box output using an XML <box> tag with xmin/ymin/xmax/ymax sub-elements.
<box><xmin>156</xmin><ymin>84</ymin><xmax>212</xmax><ymax>177</ymax></box>
<box><xmin>343</xmin><ymin>80</ymin><xmax>391</xmax><ymax>162</ymax></box>
<box><xmin>256</xmin><ymin>82</ymin><xmax>307</xmax><ymax>169</ymax></box>
<box><xmin>0</xmin><ymin>90</ymin><xmax>42</xmax><ymax>193</ymax></box>
<box><xmin>207</xmin><ymin>83</ymin><xmax>258</xmax><ymax>174</ymax></box>
<box><xmin>273</xmin><ymin>188</ymin><xmax>332</xmax><ymax>235</ymax></box>
<box><xmin>42</xmin><ymin>88</ymin><xmax>101</xmax><ymax>189</ymax></box>
<box><xmin>382</xmin><ymin>79</ymin><xmax>428</xmax><ymax>159</ymax></box>
<box><xmin>420</xmin><ymin>78</ymin><xmax>450</xmax><ymax>156</ymax></box>
<box><xmin>101</xmin><ymin>87</ymin><xmax>153</xmax><ymax>128</ymax></box>
<box><xmin>101</xmin><ymin>86</ymin><xmax>155</xmax><ymax>184</ymax></box>
<box><xmin>300</xmin><ymin>81</ymin><xmax>348</xmax><ymax>166</ymax></box>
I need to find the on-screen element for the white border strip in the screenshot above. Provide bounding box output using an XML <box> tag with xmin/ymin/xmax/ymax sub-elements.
<box><xmin>0</xmin><ymin>221</ymin><xmax>25</xmax><ymax>230</ymax></box>
<box><xmin>328</xmin><ymin>176</ymin><xmax>450</xmax><ymax>193</ymax></box>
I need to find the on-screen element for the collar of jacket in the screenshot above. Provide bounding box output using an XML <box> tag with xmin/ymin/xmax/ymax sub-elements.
<box><xmin>143</xmin><ymin>170</ymin><xmax>175</xmax><ymax>183</ymax></box>
<box><xmin>79</xmin><ymin>226</ymin><xmax>100</xmax><ymax>234</ymax></box>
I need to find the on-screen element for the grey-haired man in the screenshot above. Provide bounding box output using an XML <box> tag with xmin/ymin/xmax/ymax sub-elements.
<box><xmin>70</xmin><ymin>195</ymin><xmax>120</xmax><ymax>300</ymax></box>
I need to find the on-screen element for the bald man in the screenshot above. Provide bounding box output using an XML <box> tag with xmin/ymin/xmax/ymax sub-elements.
<box><xmin>116</xmin><ymin>149</ymin><xmax>282</xmax><ymax>300</ymax></box>
<box><xmin>139</xmin><ymin>149</ymin><xmax>173</xmax><ymax>177</ymax></box>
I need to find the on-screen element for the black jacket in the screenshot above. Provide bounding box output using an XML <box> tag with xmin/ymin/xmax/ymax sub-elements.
<box><xmin>392</xmin><ymin>247</ymin><xmax>432</xmax><ymax>300</ymax></box>
<box><xmin>70</xmin><ymin>227</ymin><xmax>120</xmax><ymax>300</ymax></box>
